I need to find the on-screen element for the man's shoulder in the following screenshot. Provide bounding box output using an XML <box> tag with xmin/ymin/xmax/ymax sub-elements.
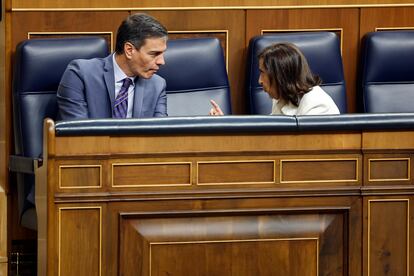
<box><xmin>140</xmin><ymin>74</ymin><xmax>166</xmax><ymax>86</ymax></box>
<box><xmin>151</xmin><ymin>74</ymin><xmax>166</xmax><ymax>83</ymax></box>
<box><xmin>68</xmin><ymin>55</ymin><xmax>110</xmax><ymax>71</ymax></box>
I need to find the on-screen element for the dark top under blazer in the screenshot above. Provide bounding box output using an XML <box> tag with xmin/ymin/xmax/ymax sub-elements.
<box><xmin>57</xmin><ymin>54</ymin><xmax>167</xmax><ymax>120</ymax></box>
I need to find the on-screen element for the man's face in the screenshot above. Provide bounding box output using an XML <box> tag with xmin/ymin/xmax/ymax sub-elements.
<box><xmin>258</xmin><ymin>58</ymin><xmax>279</xmax><ymax>100</ymax></box>
<box><xmin>125</xmin><ymin>37</ymin><xmax>167</xmax><ymax>79</ymax></box>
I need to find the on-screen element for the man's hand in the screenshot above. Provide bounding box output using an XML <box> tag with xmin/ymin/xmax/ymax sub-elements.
<box><xmin>209</xmin><ymin>100</ymin><xmax>224</xmax><ymax>116</ymax></box>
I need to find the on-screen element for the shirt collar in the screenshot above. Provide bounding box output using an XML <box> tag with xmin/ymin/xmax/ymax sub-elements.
<box><xmin>112</xmin><ymin>53</ymin><xmax>135</xmax><ymax>85</ymax></box>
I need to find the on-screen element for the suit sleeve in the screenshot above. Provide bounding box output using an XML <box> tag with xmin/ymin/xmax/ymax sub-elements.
<box><xmin>153</xmin><ymin>78</ymin><xmax>168</xmax><ymax>117</ymax></box>
<box><xmin>57</xmin><ymin>60</ymin><xmax>89</xmax><ymax>120</ymax></box>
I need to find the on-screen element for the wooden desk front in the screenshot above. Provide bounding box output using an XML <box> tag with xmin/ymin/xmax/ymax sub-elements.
<box><xmin>37</xmin><ymin>119</ymin><xmax>414</xmax><ymax>276</ymax></box>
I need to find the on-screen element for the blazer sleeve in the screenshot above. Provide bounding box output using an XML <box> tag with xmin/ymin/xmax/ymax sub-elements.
<box><xmin>56</xmin><ymin>60</ymin><xmax>89</xmax><ymax>120</ymax></box>
<box><xmin>153</xmin><ymin>78</ymin><xmax>168</xmax><ymax>117</ymax></box>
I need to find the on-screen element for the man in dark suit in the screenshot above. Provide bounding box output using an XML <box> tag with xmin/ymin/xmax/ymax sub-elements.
<box><xmin>57</xmin><ymin>13</ymin><xmax>168</xmax><ymax>120</ymax></box>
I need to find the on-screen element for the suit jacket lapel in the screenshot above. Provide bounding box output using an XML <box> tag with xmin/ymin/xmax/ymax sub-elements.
<box><xmin>132</xmin><ymin>77</ymin><xmax>146</xmax><ymax>117</ymax></box>
<box><xmin>103</xmin><ymin>55</ymin><xmax>115</xmax><ymax>109</ymax></box>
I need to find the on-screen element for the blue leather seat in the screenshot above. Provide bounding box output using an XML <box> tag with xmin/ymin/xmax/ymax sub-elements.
<box><xmin>11</xmin><ymin>37</ymin><xmax>109</xmax><ymax>229</ymax></box>
<box><xmin>360</xmin><ymin>31</ymin><xmax>414</xmax><ymax>113</ymax></box>
<box><xmin>246</xmin><ymin>32</ymin><xmax>347</xmax><ymax>114</ymax></box>
<box><xmin>157</xmin><ymin>37</ymin><xmax>232</xmax><ymax>116</ymax></box>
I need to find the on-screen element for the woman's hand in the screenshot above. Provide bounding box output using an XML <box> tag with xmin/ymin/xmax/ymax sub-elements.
<box><xmin>209</xmin><ymin>100</ymin><xmax>224</xmax><ymax>116</ymax></box>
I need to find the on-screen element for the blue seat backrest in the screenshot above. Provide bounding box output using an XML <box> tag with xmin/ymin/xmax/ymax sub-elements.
<box><xmin>13</xmin><ymin>37</ymin><xmax>109</xmax><ymax>159</ymax></box>
<box><xmin>246</xmin><ymin>32</ymin><xmax>347</xmax><ymax>114</ymax></box>
<box><xmin>12</xmin><ymin>37</ymin><xmax>108</xmax><ymax>228</ymax></box>
<box><xmin>360</xmin><ymin>31</ymin><xmax>414</xmax><ymax>113</ymax></box>
<box><xmin>157</xmin><ymin>37</ymin><xmax>231</xmax><ymax>116</ymax></box>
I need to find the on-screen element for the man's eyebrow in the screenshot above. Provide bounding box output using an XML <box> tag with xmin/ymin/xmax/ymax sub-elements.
<box><xmin>149</xmin><ymin>50</ymin><xmax>164</xmax><ymax>54</ymax></box>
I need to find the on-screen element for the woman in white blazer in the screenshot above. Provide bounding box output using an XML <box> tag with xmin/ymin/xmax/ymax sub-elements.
<box><xmin>210</xmin><ymin>42</ymin><xmax>339</xmax><ymax>116</ymax></box>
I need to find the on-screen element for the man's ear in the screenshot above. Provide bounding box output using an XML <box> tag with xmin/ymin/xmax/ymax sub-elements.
<box><xmin>124</xmin><ymin>42</ymin><xmax>134</xmax><ymax>59</ymax></box>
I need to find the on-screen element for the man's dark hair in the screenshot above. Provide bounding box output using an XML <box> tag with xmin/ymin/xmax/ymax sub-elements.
<box><xmin>115</xmin><ymin>13</ymin><xmax>168</xmax><ymax>54</ymax></box>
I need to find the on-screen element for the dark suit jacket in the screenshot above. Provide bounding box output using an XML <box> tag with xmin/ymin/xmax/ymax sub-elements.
<box><xmin>57</xmin><ymin>54</ymin><xmax>167</xmax><ymax>120</ymax></box>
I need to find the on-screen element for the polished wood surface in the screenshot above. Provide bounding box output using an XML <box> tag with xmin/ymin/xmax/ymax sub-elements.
<box><xmin>11</xmin><ymin>11</ymin><xmax>128</xmax><ymax>51</ymax></box>
<box><xmin>120</xmin><ymin>212</ymin><xmax>336</xmax><ymax>275</ymax></box>
<box><xmin>0</xmin><ymin>263</ymin><xmax>7</xmax><ymax>276</ymax></box>
<box><xmin>59</xmin><ymin>207</ymin><xmax>102</xmax><ymax>276</ymax></box>
<box><xmin>11</xmin><ymin>0</ymin><xmax>414</xmax><ymax>9</ymax></box>
<box><xmin>363</xmin><ymin>197</ymin><xmax>413</xmax><ymax>276</ymax></box>
<box><xmin>0</xmin><ymin>0</ymin><xmax>8</xmax><ymax>273</ymax></box>
<box><xmin>0</xmin><ymin>188</ymin><xmax>6</xmax><ymax>271</ymax></box>
<box><xmin>37</xmin><ymin>118</ymin><xmax>414</xmax><ymax>275</ymax></box>
<box><xmin>55</xmin><ymin>133</ymin><xmax>361</xmax><ymax>156</ymax></box>
<box><xmin>360</xmin><ymin>7</ymin><xmax>414</xmax><ymax>38</ymax></box>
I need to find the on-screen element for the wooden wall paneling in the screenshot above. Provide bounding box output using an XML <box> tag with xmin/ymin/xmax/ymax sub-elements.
<box><xmin>364</xmin><ymin>154</ymin><xmax>412</xmax><ymax>186</ymax></box>
<box><xmin>57</xmin><ymin>206</ymin><xmax>103</xmax><ymax>276</ymax></box>
<box><xmin>360</xmin><ymin>7</ymin><xmax>414</xmax><ymax>39</ymax></box>
<box><xmin>11</xmin><ymin>11</ymin><xmax>129</xmax><ymax>54</ymax></box>
<box><xmin>0</xmin><ymin>0</ymin><xmax>5</xmax><ymax>193</ymax></box>
<box><xmin>143</xmin><ymin>10</ymin><xmax>246</xmax><ymax>114</ymax></box>
<box><xmin>246</xmin><ymin>8</ymin><xmax>359</xmax><ymax>113</ymax></box>
<box><xmin>0</xmin><ymin>263</ymin><xmax>7</xmax><ymax>276</ymax></box>
<box><xmin>363</xmin><ymin>196</ymin><xmax>414</xmax><ymax>276</ymax></box>
<box><xmin>1</xmin><ymin>0</ymin><xmax>8</xmax><ymax>273</ymax></box>
<box><xmin>10</xmin><ymin>0</ymin><xmax>414</xmax><ymax>9</ymax></box>
<box><xmin>0</xmin><ymin>188</ymin><xmax>6</xmax><ymax>275</ymax></box>
<box><xmin>113</xmin><ymin>196</ymin><xmax>361</xmax><ymax>276</ymax></box>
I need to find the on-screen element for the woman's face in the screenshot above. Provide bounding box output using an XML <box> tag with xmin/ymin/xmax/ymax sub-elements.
<box><xmin>258</xmin><ymin>58</ymin><xmax>279</xmax><ymax>100</ymax></box>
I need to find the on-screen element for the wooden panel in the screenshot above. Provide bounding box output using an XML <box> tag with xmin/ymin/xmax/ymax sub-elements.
<box><xmin>103</xmin><ymin>133</ymin><xmax>360</xmax><ymax>156</ymax></box>
<box><xmin>54</xmin><ymin>133</ymin><xmax>360</xmax><ymax>161</ymax></box>
<box><xmin>11</xmin><ymin>0</ymin><xmax>414</xmax><ymax>9</ymax></box>
<box><xmin>112</xmin><ymin>162</ymin><xmax>191</xmax><ymax>187</ymax></box>
<box><xmin>281</xmin><ymin>159</ymin><xmax>358</xmax><ymax>183</ymax></box>
<box><xmin>197</xmin><ymin>160</ymin><xmax>275</xmax><ymax>185</ymax></box>
<box><xmin>246</xmin><ymin>8</ymin><xmax>359</xmax><ymax>112</ymax></box>
<box><xmin>360</xmin><ymin>7</ymin><xmax>414</xmax><ymax>39</ymax></box>
<box><xmin>0</xmin><ymin>263</ymin><xmax>7</xmax><ymax>276</ymax></box>
<box><xmin>0</xmin><ymin>0</ymin><xmax>5</xmax><ymax>197</ymax></box>
<box><xmin>55</xmin><ymin>137</ymin><xmax>110</xmax><ymax>156</ymax></box>
<box><xmin>11</xmin><ymin>11</ymin><xmax>128</xmax><ymax>55</ymax></box>
<box><xmin>59</xmin><ymin>165</ymin><xmax>102</xmax><ymax>188</ymax></box>
<box><xmin>0</xmin><ymin>142</ymin><xmax>5</xmax><ymax>194</ymax></box>
<box><xmin>59</xmin><ymin>207</ymin><xmax>101</xmax><ymax>276</ymax></box>
<box><xmin>0</xmin><ymin>188</ymin><xmax>6</xmax><ymax>268</ymax></box>
<box><xmin>120</xmin><ymin>210</ymin><xmax>347</xmax><ymax>276</ymax></box>
<box><xmin>363</xmin><ymin>131</ymin><xmax>414</xmax><ymax>150</ymax></box>
<box><xmin>369</xmin><ymin>158</ymin><xmax>410</xmax><ymax>182</ymax></box>
<box><xmin>367</xmin><ymin>199</ymin><xmax>409</xmax><ymax>276</ymax></box>
<box><xmin>145</xmin><ymin>10</ymin><xmax>245</xmax><ymax>114</ymax></box>
<box><xmin>150</xmin><ymin>239</ymin><xmax>317</xmax><ymax>276</ymax></box>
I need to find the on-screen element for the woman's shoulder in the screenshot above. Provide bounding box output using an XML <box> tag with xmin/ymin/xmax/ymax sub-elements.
<box><xmin>306</xmin><ymin>85</ymin><xmax>329</xmax><ymax>96</ymax></box>
<box><xmin>298</xmin><ymin>86</ymin><xmax>340</xmax><ymax>115</ymax></box>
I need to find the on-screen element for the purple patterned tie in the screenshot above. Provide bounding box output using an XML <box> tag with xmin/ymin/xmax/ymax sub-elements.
<box><xmin>113</xmin><ymin>78</ymin><xmax>133</xmax><ymax>118</ymax></box>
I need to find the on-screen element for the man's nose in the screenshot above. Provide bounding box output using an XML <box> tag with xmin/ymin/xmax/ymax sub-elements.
<box><xmin>157</xmin><ymin>54</ymin><xmax>165</xmax><ymax>65</ymax></box>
